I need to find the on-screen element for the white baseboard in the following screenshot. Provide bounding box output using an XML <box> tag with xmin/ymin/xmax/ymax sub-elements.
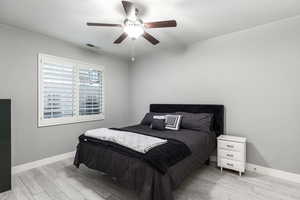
<box><xmin>12</xmin><ymin>151</ymin><xmax>75</xmax><ymax>174</ymax></box>
<box><xmin>210</xmin><ymin>155</ymin><xmax>300</xmax><ymax>184</ymax></box>
<box><xmin>246</xmin><ymin>163</ymin><xmax>300</xmax><ymax>183</ymax></box>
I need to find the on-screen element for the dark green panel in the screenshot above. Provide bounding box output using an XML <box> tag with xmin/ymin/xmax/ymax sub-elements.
<box><xmin>0</xmin><ymin>99</ymin><xmax>11</xmax><ymax>193</ymax></box>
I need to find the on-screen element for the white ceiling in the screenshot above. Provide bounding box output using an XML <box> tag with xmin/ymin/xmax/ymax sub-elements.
<box><xmin>1</xmin><ymin>0</ymin><xmax>300</xmax><ymax>58</ymax></box>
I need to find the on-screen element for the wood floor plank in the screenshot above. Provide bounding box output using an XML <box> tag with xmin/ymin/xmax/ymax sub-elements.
<box><xmin>18</xmin><ymin>170</ymin><xmax>44</xmax><ymax>195</ymax></box>
<box><xmin>62</xmin><ymin>177</ymin><xmax>106</xmax><ymax>200</ymax></box>
<box><xmin>4</xmin><ymin>192</ymin><xmax>17</xmax><ymax>200</ymax></box>
<box><xmin>33</xmin><ymin>193</ymin><xmax>52</xmax><ymax>200</ymax></box>
<box><xmin>12</xmin><ymin>176</ymin><xmax>34</xmax><ymax>200</ymax></box>
<box><xmin>51</xmin><ymin>178</ymin><xmax>86</xmax><ymax>200</ymax></box>
<box><xmin>50</xmin><ymin>161</ymin><xmax>113</xmax><ymax>198</ymax></box>
<box><xmin>0</xmin><ymin>191</ymin><xmax>12</xmax><ymax>200</ymax></box>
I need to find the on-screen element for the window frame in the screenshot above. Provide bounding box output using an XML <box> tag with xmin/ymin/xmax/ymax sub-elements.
<box><xmin>38</xmin><ymin>53</ymin><xmax>105</xmax><ymax>127</ymax></box>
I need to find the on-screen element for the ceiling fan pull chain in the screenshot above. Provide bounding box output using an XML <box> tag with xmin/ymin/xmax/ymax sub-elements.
<box><xmin>131</xmin><ymin>39</ymin><xmax>136</xmax><ymax>62</ymax></box>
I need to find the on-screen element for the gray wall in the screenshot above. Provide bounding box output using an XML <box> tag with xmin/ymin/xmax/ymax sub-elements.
<box><xmin>0</xmin><ymin>24</ymin><xmax>130</xmax><ymax>166</ymax></box>
<box><xmin>130</xmin><ymin>16</ymin><xmax>300</xmax><ymax>174</ymax></box>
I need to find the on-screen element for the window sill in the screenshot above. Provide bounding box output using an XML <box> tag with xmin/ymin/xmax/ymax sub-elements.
<box><xmin>38</xmin><ymin>114</ymin><xmax>105</xmax><ymax>127</ymax></box>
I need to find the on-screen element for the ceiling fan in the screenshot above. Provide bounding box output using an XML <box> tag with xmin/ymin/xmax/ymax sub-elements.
<box><xmin>86</xmin><ymin>1</ymin><xmax>177</xmax><ymax>45</ymax></box>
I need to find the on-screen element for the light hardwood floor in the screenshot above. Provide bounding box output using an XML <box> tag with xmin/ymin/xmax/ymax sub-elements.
<box><xmin>1</xmin><ymin>158</ymin><xmax>300</xmax><ymax>200</ymax></box>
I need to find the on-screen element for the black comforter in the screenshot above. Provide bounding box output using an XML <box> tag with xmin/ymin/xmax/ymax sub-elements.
<box><xmin>75</xmin><ymin>127</ymin><xmax>191</xmax><ymax>174</ymax></box>
<box><xmin>74</xmin><ymin>125</ymin><xmax>216</xmax><ymax>200</ymax></box>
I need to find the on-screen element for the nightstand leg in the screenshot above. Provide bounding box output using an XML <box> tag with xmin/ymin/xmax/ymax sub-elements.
<box><xmin>221</xmin><ymin>167</ymin><xmax>223</xmax><ymax>173</ymax></box>
<box><xmin>239</xmin><ymin>171</ymin><xmax>242</xmax><ymax>176</ymax></box>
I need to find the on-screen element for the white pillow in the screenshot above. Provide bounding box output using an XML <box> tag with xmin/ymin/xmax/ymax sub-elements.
<box><xmin>165</xmin><ymin>115</ymin><xmax>182</xmax><ymax>130</ymax></box>
<box><xmin>153</xmin><ymin>115</ymin><xmax>166</xmax><ymax>120</ymax></box>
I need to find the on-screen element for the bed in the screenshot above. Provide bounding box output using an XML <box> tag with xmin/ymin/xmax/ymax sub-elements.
<box><xmin>74</xmin><ymin>104</ymin><xmax>224</xmax><ymax>200</ymax></box>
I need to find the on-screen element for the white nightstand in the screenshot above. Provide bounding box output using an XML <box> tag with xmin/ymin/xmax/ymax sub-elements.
<box><xmin>217</xmin><ymin>135</ymin><xmax>246</xmax><ymax>176</ymax></box>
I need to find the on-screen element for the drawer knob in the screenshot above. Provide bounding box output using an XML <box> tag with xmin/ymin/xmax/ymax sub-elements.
<box><xmin>226</xmin><ymin>144</ymin><xmax>234</xmax><ymax>148</ymax></box>
<box><xmin>227</xmin><ymin>163</ymin><xmax>234</xmax><ymax>167</ymax></box>
<box><xmin>226</xmin><ymin>154</ymin><xmax>234</xmax><ymax>157</ymax></box>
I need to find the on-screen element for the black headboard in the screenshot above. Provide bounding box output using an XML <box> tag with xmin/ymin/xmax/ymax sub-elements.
<box><xmin>150</xmin><ymin>104</ymin><xmax>224</xmax><ymax>136</ymax></box>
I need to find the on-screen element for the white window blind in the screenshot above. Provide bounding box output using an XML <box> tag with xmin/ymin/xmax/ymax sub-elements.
<box><xmin>38</xmin><ymin>54</ymin><xmax>104</xmax><ymax>127</ymax></box>
<box><xmin>43</xmin><ymin>62</ymin><xmax>76</xmax><ymax>119</ymax></box>
<box><xmin>79</xmin><ymin>69</ymin><xmax>103</xmax><ymax>116</ymax></box>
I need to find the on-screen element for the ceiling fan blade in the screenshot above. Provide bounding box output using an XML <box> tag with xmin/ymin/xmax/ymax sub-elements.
<box><xmin>143</xmin><ymin>32</ymin><xmax>160</xmax><ymax>45</ymax></box>
<box><xmin>122</xmin><ymin>1</ymin><xmax>134</xmax><ymax>15</ymax></box>
<box><xmin>135</xmin><ymin>7</ymin><xmax>139</xmax><ymax>16</ymax></box>
<box><xmin>87</xmin><ymin>22</ymin><xmax>122</xmax><ymax>27</ymax></box>
<box><xmin>114</xmin><ymin>33</ymin><xmax>128</xmax><ymax>44</ymax></box>
<box><xmin>144</xmin><ymin>20</ymin><xmax>177</xmax><ymax>28</ymax></box>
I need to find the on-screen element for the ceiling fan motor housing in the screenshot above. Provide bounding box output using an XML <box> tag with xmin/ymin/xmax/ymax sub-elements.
<box><xmin>123</xmin><ymin>18</ymin><xmax>145</xmax><ymax>39</ymax></box>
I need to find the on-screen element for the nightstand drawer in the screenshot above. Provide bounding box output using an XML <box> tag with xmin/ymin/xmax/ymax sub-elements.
<box><xmin>220</xmin><ymin>158</ymin><xmax>245</xmax><ymax>172</ymax></box>
<box><xmin>219</xmin><ymin>149</ymin><xmax>244</xmax><ymax>161</ymax></box>
<box><xmin>218</xmin><ymin>140</ymin><xmax>243</xmax><ymax>152</ymax></box>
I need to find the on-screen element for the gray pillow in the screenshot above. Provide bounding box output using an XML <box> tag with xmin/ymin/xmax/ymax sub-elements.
<box><xmin>151</xmin><ymin>119</ymin><xmax>166</xmax><ymax>130</ymax></box>
<box><xmin>176</xmin><ymin>112</ymin><xmax>213</xmax><ymax>132</ymax></box>
<box><xmin>140</xmin><ymin>112</ymin><xmax>168</xmax><ymax>125</ymax></box>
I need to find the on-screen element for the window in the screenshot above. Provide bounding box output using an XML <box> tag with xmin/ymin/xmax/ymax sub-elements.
<box><xmin>38</xmin><ymin>54</ymin><xmax>104</xmax><ymax>127</ymax></box>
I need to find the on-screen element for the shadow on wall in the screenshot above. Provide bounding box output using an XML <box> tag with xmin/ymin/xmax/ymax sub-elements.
<box><xmin>224</xmin><ymin>107</ymin><xmax>269</xmax><ymax>169</ymax></box>
<box><xmin>138</xmin><ymin>41</ymin><xmax>189</xmax><ymax>59</ymax></box>
<box><xmin>246</xmin><ymin>142</ymin><xmax>270</xmax><ymax>168</ymax></box>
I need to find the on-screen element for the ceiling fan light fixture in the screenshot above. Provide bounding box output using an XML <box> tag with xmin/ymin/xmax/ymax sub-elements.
<box><xmin>123</xmin><ymin>19</ymin><xmax>144</xmax><ymax>39</ymax></box>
